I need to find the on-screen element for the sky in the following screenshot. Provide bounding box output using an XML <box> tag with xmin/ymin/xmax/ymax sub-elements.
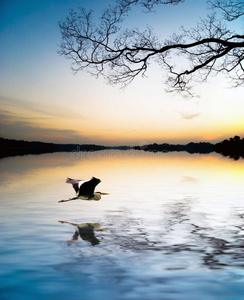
<box><xmin>0</xmin><ymin>0</ymin><xmax>244</xmax><ymax>146</ymax></box>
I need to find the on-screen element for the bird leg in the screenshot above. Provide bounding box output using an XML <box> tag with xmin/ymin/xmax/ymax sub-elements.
<box><xmin>58</xmin><ymin>220</ymin><xmax>77</xmax><ymax>226</ymax></box>
<box><xmin>58</xmin><ymin>197</ymin><xmax>78</xmax><ymax>203</ymax></box>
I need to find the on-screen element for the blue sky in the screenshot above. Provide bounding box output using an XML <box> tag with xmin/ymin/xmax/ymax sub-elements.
<box><xmin>0</xmin><ymin>0</ymin><xmax>244</xmax><ymax>146</ymax></box>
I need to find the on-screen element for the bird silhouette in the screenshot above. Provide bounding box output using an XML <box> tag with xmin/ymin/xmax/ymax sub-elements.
<box><xmin>58</xmin><ymin>177</ymin><xmax>109</xmax><ymax>203</ymax></box>
<box><xmin>59</xmin><ymin>220</ymin><xmax>107</xmax><ymax>246</ymax></box>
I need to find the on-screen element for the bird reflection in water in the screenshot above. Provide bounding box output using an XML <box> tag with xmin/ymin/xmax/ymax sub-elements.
<box><xmin>59</xmin><ymin>221</ymin><xmax>108</xmax><ymax>246</ymax></box>
<box><xmin>59</xmin><ymin>177</ymin><xmax>109</xmax><ymax>203</ymax></box>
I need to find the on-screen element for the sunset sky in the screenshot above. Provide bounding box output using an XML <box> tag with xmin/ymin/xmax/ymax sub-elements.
<box><xmin>1</xmin><ymin>0</ymin><xmax>244</xmax><ymax>146</ymax></box>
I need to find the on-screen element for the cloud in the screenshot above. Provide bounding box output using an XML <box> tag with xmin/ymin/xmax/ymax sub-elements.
<box><xmin>0</xmin><ymin>96</ymin><xmax>94</xmax><ymax>143</ymax></box>
<box><xmin>180</xmin><ymin>176</ymin><xmax>198</xmax><ymax>184</ymax></box>
<box><xmin>178</xmin><ymin>112</ymin><xmax>201</xmax><ymax>120</ymax></box>
<box><xmin>0</xmin><ymin>120</ymin><xmax>93</xmax><ymax>144</ymax></box>
<box><xmin>0</xmin><ymin>95</ymin><xmax>85</xmax><ymax>120</ymax></box>
<box><xmin>0</xmin><ymin>109</ymin><xmax>49</xmax><ymax>124</ymax></box>
<box><xmin>0</xmin><ymin>108</ymin><xmax>111</xmax><ymax>145</ymax></box>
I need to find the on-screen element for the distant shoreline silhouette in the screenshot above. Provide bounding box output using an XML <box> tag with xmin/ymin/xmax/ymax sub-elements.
<box><xmin>0</xmin><ymin>137</ymin><xmax>129</xmax><ymax>158</ymax></box>
<box><xmin>214</xmin><ymin>136</ymin><xmax>244</xmax><ymax>160</ymax></box>
<box><xmin>134</xmin><ymin>136</ymin><xmax>244</xmax><ymax>160</ymax></box>
<box><xmin>134</xmin><ymin>142</ymin><xmax>214</xmax><ymax>154</ymax></box>
<box><xmin>0</xmin><ymin>136</ymin><xmax>244</xmax><ymax>160</ymax></box>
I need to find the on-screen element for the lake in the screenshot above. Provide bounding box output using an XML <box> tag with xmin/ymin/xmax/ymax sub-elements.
<box><xmin>1</xmin><ymin>150</ymin><xmax>244</xmax><ymax>300</ymax></box>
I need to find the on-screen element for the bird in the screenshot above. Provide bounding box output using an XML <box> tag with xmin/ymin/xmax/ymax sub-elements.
<box><xmin>58</xmin><ymin>177</ymin><xmax>109</xmax><ymax>203</ymax></box>
<box><xmin>59</xmin><ymin>220</ymin><xmax>107</xmax><ymax>246</ymax></box>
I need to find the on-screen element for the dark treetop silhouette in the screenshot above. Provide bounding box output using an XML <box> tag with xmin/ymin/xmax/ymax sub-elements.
<box><xmin>58</xmin><ymin>0</ymin><xmax>244</xmax><ymax>95</ymax></box>
<box><xmin>214</xmin><ymin>135</ymin><xmax>244</xmax><ymax>160</ymax></box>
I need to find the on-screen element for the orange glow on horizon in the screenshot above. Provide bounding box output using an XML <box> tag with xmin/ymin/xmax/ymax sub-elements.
<box><xmin>1</xmin><ymin>88</ymin><xmax>244</xmax><ymax>146</ymax></box>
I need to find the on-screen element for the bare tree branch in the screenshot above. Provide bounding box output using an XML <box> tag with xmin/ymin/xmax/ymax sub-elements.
<box><xmin>118</xmin><ymin>0</ymin><xmax>184</xmax><ymax>11</ymax></box>
<box><xmin>210</xmin><ymin>0</ymin><xmax>244</xmax><ymax>21</ymax></box>
<box><xmin>58</xmin><ymin>0</ymin><xmax>244</xmax><ymax>94</ymax></box>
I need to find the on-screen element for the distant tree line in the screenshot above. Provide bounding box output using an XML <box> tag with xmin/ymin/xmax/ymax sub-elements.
<box><xmin>0</xmin><ymin>137</ymin><xmax>109</xmax><ymax>158</ymax></box>
<box><xmin>214</xmin><ymin>136</ymin><xmax>244</xmax><ymax>160</ymax></box>
<box><xmin>134</xmin><ymin>136</ymin><xmax>244</xmax><ymax>160</ymax></box>
<box><xmin>134</xmin><ymin>142</ymin><xmax>214</xmax><ymax>154</ymax></box>
<box><xmin>1</xmin><ymin>136</ymin><xmax>244</xmax><ymax>160</ymax></box>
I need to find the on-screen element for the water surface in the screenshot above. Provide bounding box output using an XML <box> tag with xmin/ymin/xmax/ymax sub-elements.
<box><xmin>1</xmin><ymin>150</ymin><xmax>244</xmax><ymax>299</ymax></box>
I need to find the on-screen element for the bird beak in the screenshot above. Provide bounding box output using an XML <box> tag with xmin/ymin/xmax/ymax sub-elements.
<box><xmin>100</xmin><ymin>192</ymin><xmax>109</xmax><ymax>195</ymax></box>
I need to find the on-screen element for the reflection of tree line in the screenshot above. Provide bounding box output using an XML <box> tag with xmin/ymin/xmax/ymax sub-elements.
<box><xmin>59</xmin><ymin>200</ymin><xmax>244</xmax><ymax>270</ymax></box>
<box><xmin>190</xmin><ymin>222</ymin><xmax>244</xmax><ymax>269</ymax></box>
<box><xmin>159</xmin><ymin>200</ymin><xmax>244</xmax><ymax>270</ymax></box>
<box><xmin>71</xmin><ymin>203</ymin><xmax>244</xmax><ymax>271</ymax></box>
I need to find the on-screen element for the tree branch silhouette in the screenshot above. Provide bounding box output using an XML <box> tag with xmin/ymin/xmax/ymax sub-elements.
<box><xmin>58</xmin><ymin>0</ymin><xmax>244</xmax><ymax>94</ymax></box>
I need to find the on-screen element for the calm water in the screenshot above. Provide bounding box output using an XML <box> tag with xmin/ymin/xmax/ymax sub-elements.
<box><xmin>1</xmin><ymin>150</ymin><xmax>244</xmax><ymax>300</ymax></box>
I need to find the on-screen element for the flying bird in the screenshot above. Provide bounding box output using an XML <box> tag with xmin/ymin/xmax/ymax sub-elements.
<box><xmin>58</xmin><ymin>177</ymin><xmax>109</xmax><ymax>203</ymax></box>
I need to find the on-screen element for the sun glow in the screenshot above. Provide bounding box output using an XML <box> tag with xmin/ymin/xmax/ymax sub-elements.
<box><xmin>1</xmin><ymin>1</ymin><xmax>244</xmax><ymax>146</ymax></box>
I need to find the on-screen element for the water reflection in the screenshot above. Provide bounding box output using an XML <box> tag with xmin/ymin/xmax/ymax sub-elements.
<box><xmin>190</xmin><ymin>212</ymin><xmax>244</xmax><ymax>270</ymax></box>
<box><xmin>160</xmin><ymin>199</ymin><xmax>244</xmax><ymax>270</ymax></box>
<box><xmin>59</xmin><ymin>220</ymin><xmax>108</xmax><ymax>246</ymax></box>
<box><xmin>2</xmin><ymin>152</ymin><xmax>244</xmax><ymax>300</ymax></box>
<box><xmin>94</xmin><ymin>200</ymin><xmax>244</xmax><ymax>272</ymax></box>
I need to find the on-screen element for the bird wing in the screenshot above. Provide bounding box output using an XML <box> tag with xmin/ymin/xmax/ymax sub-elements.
<box><xmin>66</xmin><ymin>178</ymin><xmax>84</xmax><ymax>195</ymax></box>
<box><xmin>78</xmin><ymin>177</ymin><xmax>101</xmax><ymax>198</ymax></box>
